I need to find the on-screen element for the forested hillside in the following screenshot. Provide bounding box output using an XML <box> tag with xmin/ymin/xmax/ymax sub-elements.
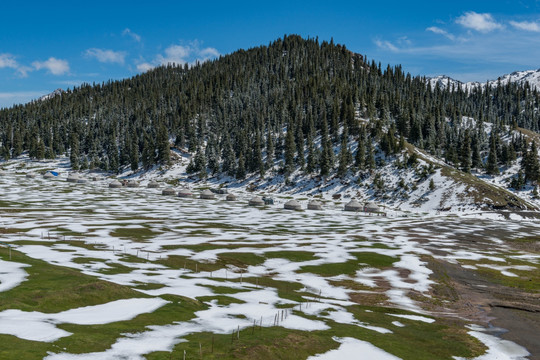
<box><xmin>1</xmin><ymin>35</ymin><xmax>540</xmax><ymax>194</ymax></box>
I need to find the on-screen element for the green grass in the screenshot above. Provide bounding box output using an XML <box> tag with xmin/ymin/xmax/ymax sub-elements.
<box><xmin>203</xmin><ymin>285</ymin><xmax>252</xmax><ymax>295</ymax></box>
<box><xmin>0</xmin><ymin>249</ymin><xmax>143</xmax><ymax>313</ymax></box>
<box><xmin>460</xmin><ymin>258</ymin><xmax>540</xmax><ymax>292</ymax></box>
<box><xmin>145</xmin><ymin>305</ymin><xmax>485</xmax><ymax>360</ymax></box>
<box><xmin>264</xmin><ymin>251</ymin><xmax>317</xmax><ymax>262</ymax></box>
<box><xmin>298</xmin><ymin>259</ymin><xmax>360</xmax><ymax>277</ymax></box>
<box><xmin>217</xmin><ymin>252</ymin><xmax>266</xmax><ymax>268</ymax></box>
<box><xmin>239</xmin><ymin>277</ymin><xmax>307</xmax><ymax>302</ymax></box>
<box><xmin>298</xmin><ymin>253</ymin><xmax>398</xmax><ymax>277</ymax></box>
<box><xmin>110</xmin><ymin>226</ymin><xmax>161</xmax><ymax>242</ymax></box>
<box><xmin>133</xmin><ymin>282</ymin><xmax>167</xmax><ymax>290</ymax></box>
<box><xmin>197</xmin><ymin>295</ymin><xmax>246</xmax><ymax>305</ymax></box>
<box><xmin>0</xmin><ymin>295</ymin><xmax>205</xmax><ymax>360</ymax></box>
<box><xmin>156</xmin><ymin>252</ymin><xmax>266</xmax><ymax>272</ymax></box>
<box><xmin>351</xmin><ymin>252</ymin><xmax>398</xmax><ymax>268</ymax></box>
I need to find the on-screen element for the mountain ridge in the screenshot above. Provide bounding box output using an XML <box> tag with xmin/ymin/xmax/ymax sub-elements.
<box><xmin>428</xmin><ymin>68</ymin><xmax>540</xmax><ymax>91</ymax></box>
<box><xmin>1</xmin><ymin>34</ymin><xmax>540</xmax><ymax>213</ymax></box>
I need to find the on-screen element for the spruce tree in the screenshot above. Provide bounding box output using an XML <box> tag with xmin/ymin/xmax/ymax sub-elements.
<box><xmin>130</xmin><ymin>131</ymin><xmax>139</xmax><ymax>172</ymax></box>
<box><xmin>523</xmin><ymin>141</ymin><xmax>540</xmax><ymax>183</ymax></box>
<box><xmin>70</xmin><ymin>132</ymin><xmax>80</xmax><ymax>170</ymax></box>
<box><xmin>485</xmin><ymin>133</ymin><xmax>499</xmax><ymax>175</ymax></box>
<box><xmin>266</xmin><ymin>130</ymin><xmax>274</xmax><ymax>170</ymax></box>
<box><xmin>236</xmin><ymin>153</ymin><xmax>246</xmax><ymax>179</ymax></box>
<box><xmin>365</xmin><ymin>140</ymin><xmax>376</xmax><ymax>170</ymax></box>
<box><xmin>337</xmin><ymin>127</ymin><xmax>351</xmax><ymax>178</ymax></box>
<box><xmin>156</xmin><ymin>124</ymin><xmax>170</xmax><ymax>165</ymax></box>
<box><xmin>284</xmin><ymin>124</ymin><xmax>296</xmax><ymax>174</ymax></box>
<box><xmin>471</xmin><ymin>138</ymin><xmax>482</xmax><ymax>170</ymax></box>
<box><xmin>459</xmin><ymin>130</ymin><xmax>471</xmax><ymax>173</ymax></box>
<box><xmin>319</xmin><ymin>118</ymin><xmax>331</xmax><ymax>176</ymax></box>
<box><xmin>306</xmin><ymin>131</ymin><xmax>316</xmax><ymax>173</ymax></box>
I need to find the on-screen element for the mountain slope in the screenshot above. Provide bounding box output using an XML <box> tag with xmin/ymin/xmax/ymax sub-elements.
<box><xmin>429</xmin><ymin>69</ymin><xmax>540</xmax><ymax>91</ymax></box>
<box><xmin>1</xmin><ymin>35</ymin><xmax>540</xmax><ymax>213</ymax></box>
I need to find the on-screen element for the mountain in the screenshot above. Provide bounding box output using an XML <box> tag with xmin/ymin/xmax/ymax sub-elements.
<box><xmin>429</xmin><ymin>69</ymin><xmax>540</xmax><ymax>91</ymax></box>
<box><xmin>1</xmin><ymin>35</ymin><xmax>540</xmax><ymax>213</ymax></box>
<box><xmin>38</xmin><ymin>88</ymin><xmax>64</xmax><ymax>102</ymax></box>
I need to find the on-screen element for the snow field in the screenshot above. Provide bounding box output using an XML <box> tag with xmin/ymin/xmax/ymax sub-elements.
<box><xmin>0</xmin><ymin>163</ymin><xmax>538</xmax><ymax>359</ymax></box>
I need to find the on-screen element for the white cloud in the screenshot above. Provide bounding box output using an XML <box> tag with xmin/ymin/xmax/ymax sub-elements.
<box><xmin>32</xmin><ymin>57</ymin><xmax>69</xmax><ymax>75</ymax></box>
<box><xmin>426</xmin><ymin>26</ymin><xmax>456</xmax><ymax>40</ymax></box>
<box><xmin>199</xmin><ymin>47</ymin><xmax>220</xmax><ymax>58</ymax></box>
<box><xmin>510</xmin><ymin>20</ymin><xmax>540</xmax><ymax>32</ymax></box>
<box><xmin>137</xmin><ymin>41</ymin><xmax>220</xmax><ymax>73</ymax></box>
<box><xmin>456</xmin><ymin>12</ymin><xmax>503</xmax><ymax>33</ymax></box>
<box><xmin>157</xmin><ymin>44</ymin><xmax>192</xmax><ymax>65</ymax></box>
<box><xmin>136</xmin><ymin>62</ymin><xmax>154</xmax><ymax>72</ymax></box>
<box><xmin>0</xmin><ymin>54</ymin><xmax>18</xmax><ymax>69</ymax></box>
<box><xmin>122</xmin><ymin>28</ymin><xmax>141</xmax><ymax>42</ymax></box>
<box><xmin>0</xmin><ymin>53</ymin><xmax>31</xmax><ymax>77</ymax></box>
<box><xmin>0</xmin><ymin>91</ymin><xmax>48</xmax><ymax>108</ymax></box>
<box><xmin>85</xmin><ymin>48</ymin><xmax>127</xmax><ymax>64</ymax></box>
<box><xmin>374</xmin><ymin>39</ymin><xmax>398</xmax><ymax>52</ymax></box>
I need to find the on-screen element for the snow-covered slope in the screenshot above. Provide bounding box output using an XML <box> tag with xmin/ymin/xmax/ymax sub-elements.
<box><xmin>38</xmin><ymin>88</ymin><xmax>64</xmax><ymax>102</ymax></box>
<box><xmin>429</xmin><ymin>69</ymin><xmax>540</xmax><ymax>91</ymax></box>
<box><xmin>491</xmin><ymin>69</ymin><xmax>540</xmax><ymax>89</ymax></box>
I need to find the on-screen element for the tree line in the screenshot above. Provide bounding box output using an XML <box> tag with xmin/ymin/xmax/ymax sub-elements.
<box><xmin>1</xmin><ymin>34</ymin><xmax>539</xmax><ymax>187</ymax></box>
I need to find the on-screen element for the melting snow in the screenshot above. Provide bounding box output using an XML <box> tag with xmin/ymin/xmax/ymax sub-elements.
<box><xmin>307</xmin><ymin>337</ymin><xmax>402</xmax><ymax>359</ymax></box>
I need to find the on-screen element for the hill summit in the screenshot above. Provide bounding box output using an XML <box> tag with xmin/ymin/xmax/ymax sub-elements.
<box><xmin>1</xmin><ymin>34</ymin><xmax>540</xmax><ymax>212</ymax></box>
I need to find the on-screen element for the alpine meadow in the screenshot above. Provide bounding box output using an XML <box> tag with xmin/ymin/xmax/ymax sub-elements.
<box><xmin>0</xmin><ymin>34</ymin><xmax>539</xmax><ymax>360</ymax></box>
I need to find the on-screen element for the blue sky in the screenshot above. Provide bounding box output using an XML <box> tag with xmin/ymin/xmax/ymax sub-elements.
<box><xmin>1</xmin><ymin>0</ymin><xmax>540</xmax><ymax>108</ymax></box>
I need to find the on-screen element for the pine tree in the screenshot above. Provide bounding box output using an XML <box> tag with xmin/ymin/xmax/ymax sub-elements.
<box><xmin>319</xmin><ymin>118</ymin><xmax>332</xmax><ymax>176</ymax></box>
<box><xmin>429</xmin><ymin>178</ymin><xmax>435</xmax><ymax>191</ymax></box>
<box><xmin>296</xmin><ymin>124</ymin><xmax>305</xmax><ymax>169</ymax></box>
<box><xmin>36</xmin><ymin>139</ymin><xmax>46</xmax><ymax>160</ymax></box>
<box><xmin>337</xmin><ymin>127</ymin><xmax>351</xmax><ymax>178</ymax></box>
<box><xmin>236</xmin><ymin>153</ymin><xmax>246</xmax><ymax>179</ymax></box>
<box><xmin>284</xmin><ymin>124</ymin><xmax>296</xmax><ymax>174</ymax></box>
<box><xmin>523</xmin><ymin>141</ymin><xmax>540</xmax><ymax>183</ymax></box>
<box><xmin>365</xmin><ymin>140</ymin><xmax>376</xmax><ymax>170</ymax></box>
<box><xmin>253</xmin><ymin>133</ymin><xmax>265</xmax><ymax>177</ymax></box>
<box><xmin>459</xmin><ymin>130</ymin><xmax>471</xmax><ymax>173</ymax></box>
<box><xmin>221</xmin><ymin>135</ymin><xmax>236</xmax><ymax>176</ymax></box>
<box><xmin>70</xmin><ymin>132</ymin><xmax>80</xmax><ymax>170</ymax></box>
<box><xmin>266</xmin><ymin>130</ymin><xmax>274</xmax><ymax>170</ymax></box>
<box><xmin>306</xmin><ymin>131</ymin><xmax>316</xmax><ymax>173</ymax></box>
<box><xmin>471</xmin><ymin>138</ymin><xmax>482</xmax><ymax>170</ymax></box>
<box><xmin>141</xmin><ymin>134</ymin><xmax>153</xmax><ymax>169</ymax></box>
<box><xmin>156</xmin><ymin>124</ymin><xmax>170</xmax><ymax>165</ymax></box>
<box><xmin>12</xmin><ymin>131</ymin><xmax>22</xmax><ymax>158</ymax></box>
<box><xmin>485</xmin><ymin>133</ymin><xmax>499</xmax><ymax>175</ymax></box>
<box><xmin>130</xmin><ymin>131</ymin><xmax>139</xmax><ymax>172</ymax></box>
<box><xmin>80</xmin><ymin>156</ymin><xmax>89</xmax><ymax>170</ymax></box>
<box><xmin>355</xmin><ymin>132</ymin><xmax>365</xmax><ymax>170</ymax></box>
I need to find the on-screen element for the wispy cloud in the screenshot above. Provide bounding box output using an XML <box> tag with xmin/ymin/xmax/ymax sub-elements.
<box><xmin>32</xmin><ymin>57</ymin><xmax>69</xmax><ymax>75</ymax></box>
<box><xmin>0</xmin><ymin>53</ymin><xmax>31</xmax><ymax>77</ymax></box>
<box><xmin>374</xmin><ymin>39</ymin><xmax>399</xmax><ymax>52</ymax></box>
<box><xmin>510</xmin><ymin>20</ymin><xmax>540</xmax><ymax>32</ymax></box>
<box><xmin>85</xmin><ymin>48</ymin><xmax>127</xmax><ymax>64</ymax></box>
<box><xmin>426</xmin><ymin>26</ymin><xmax>456</xmax><ymax>41</ymax></box>
<box><xmin>122</xmin><ymin>28</ymin><xmax>141</xmax><ymax>42</ymax></box>
<box><xmin>136</xmin><ymin>62</ymin><xmax>154</xmax><ymax>72</ymax></box>
<box><xmin>456</xmin><ymin>12</ymin><xmax>504</xmax><ymax>33</ymax></box>
<box><xmin>137</xmin><ymin>41</ymin><xmax>219</xmax><ymax>73</ymax></box>
<box><xmin>0</xmin><ymin>90</ymin><xmax>49</xmax><ymax>108</ymax></box>
<box><xmin>373</xmin><ymin>30</ymin><xmax>540</xmax><ymax>69</ymax></box>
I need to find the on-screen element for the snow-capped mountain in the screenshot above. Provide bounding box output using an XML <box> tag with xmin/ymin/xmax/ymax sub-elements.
<box><xmin>492</xmin><ymin>69</ymin><xmax>540</xmax><ymax>89</ymax></box>
<box><xmin>429</xmin><ymin>68</ymin><xmax>540</xmax><ymax>91</ymax></box>
<box><xmin>428</xmin><ymin>75</ymin><xmax>469</xmax><ymax>91</ymax></box>
<box><xmin>38</xmin><ymin>88</ymin><xmax>64</xmax><ymax>101</ymax></box>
